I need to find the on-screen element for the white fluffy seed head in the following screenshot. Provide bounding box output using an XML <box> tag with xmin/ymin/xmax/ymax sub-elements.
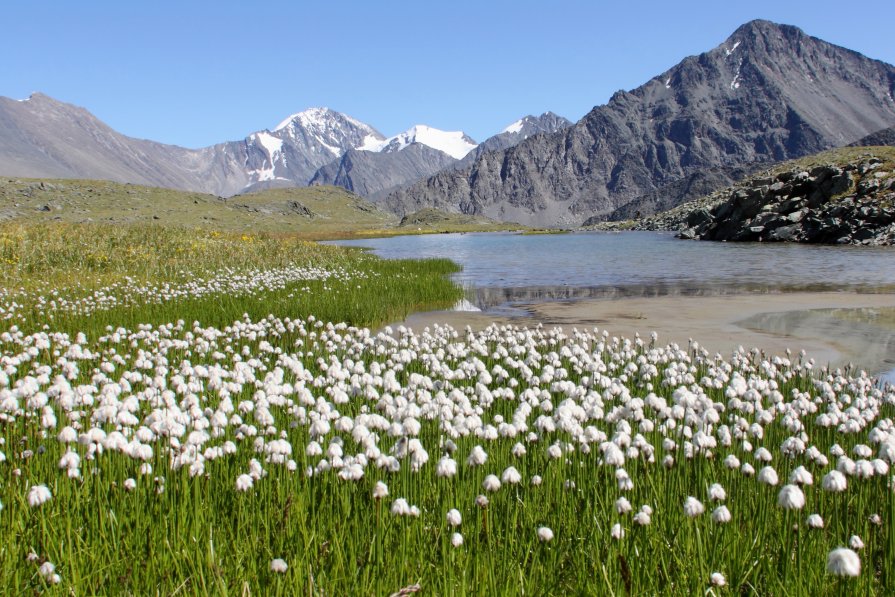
<box><xmin>826</xmin><ymin>548</ymin><xmax>861</xmax><ymax>577</ymax></box>
<box><xmin>501</xmin><ymin>466</ymin><xmax>522</xmax><ymax>485</ymax></box>
<box><xmin>683</xmin><ymin>496</ymin><xmax>705</xmax><ymax>517</ymax></box>
<box><xmin>712</xmin><ymin>505</ymin><xmax>732</xmax><ymax>524</ymax></box>
<box><xmin>28</xmin><ymin>485</ymin><xmax>52</xmax><ymax>507</ymax></box>
<box><xmin>372</xmin><ymin>481</ymin><xmax>389</xmax><ymax>500</ymax></box>
<box><xmin>482</xmin><ymin>474</ymin><xmax>501</xmax><ymax>492</ymax></box>
<box><xmin>446</xmin><ymin>508</ymin><xmax>462</xmax><ymax>527</ymax></box>
<box><xmin>270</xmin><ymin>558</ymin><xmax>288</xmax><ymax>573</ymax></box>
<box><xmin>451</xmin><ymin>532</ymin><xmax>464</xmax><ymax>548</ymax></box>
<box><xmin>708</xmin><ymin>483</ymin><xmax>726</xmax><ymax>501</ymax></box>
<box><xmin>710</xmin><ymin>572</ymin><xmax>726</xmax><ymax>587</ymax></box>
<box><xmin>822</xmin><ymin>470</ymin><xmax>848</xmax><ymax>492</ymax></box>
<box><xmin>806</xmin><ymin>513</ymin><xmax>824</xmax><ymax>529</ymax></box>
<box><xmin>537</xmin><ymin>526</ymin><xmax>554</xmax><ymax>542</ymax></box>
<box><xmin>777</xmin><ymin>484</ymin><xmax>806</xmax><ymax>510</ymax></box>
<box><xmin>610</xmin><ymin>523</ymin><xmax>624</xmax><ymax>540</ymax></box>
<box><xmin>757</xmin><ymin>466</ymin><xmax>779</xmax><ymax>486</ymax></box>
<box><xmin>235</xmin><ymin>474</ymin><xmax>253</xmax><ymax>492</ymax></box>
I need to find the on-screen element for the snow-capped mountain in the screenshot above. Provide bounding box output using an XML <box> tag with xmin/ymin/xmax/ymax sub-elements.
<box><xmin>237</xmin><ymin>108</ymin><xmax>386</xmax><ymax>193</ymax></box>
<box><xmin>273</xmin><ymin>107</ymin><xmax>384</xmax><ymax>160</ymax></box>
<box><xmin>361</xmin><ymin>125</ymin><xmax>478</xmax><ymax>160</ymax></box>
<box><xmin>0</xmin><ymin>95</ymin><xmax>553</xmax><ymax>200</ymax></box>
<box><xmin>0</xmin><ymin>98</ymin><xmax>388</xmax><ymax>197</ymax></box>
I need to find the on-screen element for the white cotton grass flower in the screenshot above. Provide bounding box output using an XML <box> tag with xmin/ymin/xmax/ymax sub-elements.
<box><xmin>39</xmin><ymin>561</ymin><xmax>60</xmax><ymax>585</ymax></box>
<box><xmin>373</xmin><ymin>481</ymin><xmax>389</xmax><ymax>500</ymax></box>
<box><xmin>391</xmin><ymin>498</ymin><xmax>411</xmax><ymax>516</ymax></box>
<box><xmin>826</xmin><ymin>548</ymin><xmax>861</xmax><ymax>577</ymax></box>
<box><xmin>28</xmin><ymin>485</ymin><xmax>52</xmax><ymax>508</ymax></box>
<box><xmin>451</xmin><ymin>532</ymin><xmax>464</xmax><ymax>548</ymax></box>
<box><xmin>806</xmin><ymin>514</ymin><xmax>824</xmax><ymax>529</ymax></box>
<box><xmin>757</xmin><ymin>466</ymin><xmax>779</xmax><ymax>486</ymax></box>
<box><xmin>537</xmin><ymin>526</ymin><xmax>554</xmax><ymax>542</ymax></box>
<box><xmin>611</xmin><ymin>523</ymin><xmax>625</xmax><ymax>540</ymax></box>
<box><xmin>475</xmin><ymin>494</ymin><xmax>489</xmax><ymax>509</ymax></box>
<box><xmin>615</xmin><ymin>497</ymin><xmax>633</xmax><ymax>515</ymax></box>
<box><xmin>482</xmin><ymin>474</ymin><xmax>501</xmax><ymax>492</ymax></box>
<box><xmin>777</xmin><ymin>484</ymin><xmax>806</xmax><ymax>510</ymax></box>
<box><xmin>712</xmin><ymin>505</ymin><xmax>732</xmax><ymax>524</ymax></box>
<box><xmin>789</xmin><ymin>465</ymin><xmax>813</xmax><ymax>486</ymax></box>
<box><xmin>235</xmin><ymin>474</ymin><xmax>253</xmax><ymax>492</ymax></box>
<box><xmin>822</xmin><ymin>470</ymin><xmax>848</xmax><ymax>492</ymax></box>
<box><xmin>683</xmin><ymin>496</ymin><xmax>705</xmax><ymax>517</ymax></box>
<box><xmin>708</xmin><ymin>483</ymin><xmax>726</xmax><ymax>501</ymax></box>
<box><xmin>849</xmin><ymin>535</ymin><xmax>864</xmax><ymax>550</ymax></box>
<box><xmin>446</xmin><ymin>509</ymin><xmax>462</xmax><ymax>527</ymax></box>
<box><xmin>124</xmin><ymin>478</ymin><xmax>137</xmax><ymax>492</ymax></box>
<box><xmin>390</xmin><ymin>498</ymin><xmax>419</xmax><ymax>517</ymax></box>
<box><xmin>633</xmin><ymin>510</ymin><xmax>652</xmax><ymax>526</ymax></box>
<box><xmin>754</xmin><ymin>447</ymin><xmax>773</xmax><ymax>462</ymax></box>
<box><xmin>436</xmin><ymin>456</ymin><xmax>458</xmax><ymax>478</ymax></box>
<box><xmin>501</xmin><ymin>466</ymin><xmax>522</xmax><ymax>485</ymax></box>
<box><xmin>710</xmin><ymin>572</ymin><xmax>726</xmax><ymax>587</ymax></box>
<box><xmin>270</xmin><ymin>558</ymin><xmax>288</xmax><ymax>573</ymax></box>
<box><xmin>466</xmin><ymin>445</ymin><xmax>488</xmax><ymax>467</ymax></box>
<box><xmin>530</xmin><ymin>475</ymin><xmax>542</xmax><ymax>487</ymax></box>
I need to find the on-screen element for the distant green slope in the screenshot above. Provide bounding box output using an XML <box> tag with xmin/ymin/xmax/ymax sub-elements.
<box><xmin>0</xmin><ymin>178</ymin><xmax>397</xmax><ymax>234</ymax></box>
<box><xmin>0</xmin><ymin>177</ymin><xmax>526</xmax><ymax>238</ymax></box>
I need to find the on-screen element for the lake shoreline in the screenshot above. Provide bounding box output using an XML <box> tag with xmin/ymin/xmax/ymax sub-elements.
<box><xmin>396</xmin><ymin>290</ymin><xmax>895</xmax><ymax>377</ymax></box>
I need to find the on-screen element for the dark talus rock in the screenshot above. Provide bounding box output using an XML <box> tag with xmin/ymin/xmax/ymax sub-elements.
<box><xmin>849</xmin><ymin>125</ymin><xmax>895</xmax><ymax>147</ymax></box>
<box><xmin>387</xmin><ymin>20</ymin><xmax>895</xmax><ymax>226</ymax></box>
<box><xmin>675</xmin><ymin>151</ymin><xmax>895</xmax><ymax>245</ymax></box>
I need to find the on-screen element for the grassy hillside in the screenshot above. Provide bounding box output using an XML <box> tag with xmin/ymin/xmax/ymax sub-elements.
<box><xmin>0</xmin><ymin>177</ymin><xmax>524</xmax><ymax>238</ymax></box>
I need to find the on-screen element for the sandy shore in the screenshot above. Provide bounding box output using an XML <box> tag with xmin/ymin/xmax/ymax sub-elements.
<box><xmin>397</xmin><ymin>292</ymin><xmax>895</xmax><ymax>374</ymax></box>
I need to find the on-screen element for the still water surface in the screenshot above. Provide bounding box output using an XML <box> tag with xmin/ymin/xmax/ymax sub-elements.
<box><xmin>332</xmin><ymin>231</ymin><xmax>895</xmax><ymax>305</ymax></box>
<box><xmin>331</xmin><ymin>231</ymin><xmax>895</xmax><ymax>380</ymax></box>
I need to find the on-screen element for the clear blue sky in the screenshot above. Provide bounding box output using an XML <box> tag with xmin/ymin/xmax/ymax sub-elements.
<box><xmin>3</xmin><ymin>1</ymin><xmax>893</xmax><ymax>148</ymax></box>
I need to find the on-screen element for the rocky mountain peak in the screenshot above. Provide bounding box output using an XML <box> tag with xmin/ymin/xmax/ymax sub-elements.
<box><xmin>386</xmin><ymin>20</ymin><xmax>895</xmax><ymax>227</ymax></box>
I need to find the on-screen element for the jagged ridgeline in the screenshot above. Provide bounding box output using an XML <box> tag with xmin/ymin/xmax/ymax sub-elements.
<box><xmin>385</xmin><ymin>20</ymin><xmax>895</xmax><ymax>227</ymax></box>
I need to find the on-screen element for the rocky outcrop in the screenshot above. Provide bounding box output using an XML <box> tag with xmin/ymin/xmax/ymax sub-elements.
<box><xmin>386</xmin><ymin>20</ymin><xmax>895</xmax><ymax>227</ymax></box>
<box><xmin>849</xmin><ymin>126</ymin><xmax>895</xmax><ymax>148</ymax></box>
<box><xmin>679</xmin><ymin>153</ymin><xmax>895</xmax><ymax>245</ymax></box>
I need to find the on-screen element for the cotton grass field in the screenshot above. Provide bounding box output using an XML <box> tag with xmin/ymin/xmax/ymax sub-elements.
<box><xmin>1</xmin><ymin>222</ymin><xmax>893</xmax><ymax>595</ymax></box>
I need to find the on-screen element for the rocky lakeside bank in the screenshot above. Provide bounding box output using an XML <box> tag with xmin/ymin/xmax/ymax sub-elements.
<box><xmin>587</xmin><ymin>148</ymin><xmax>895</xmax><ymax>245</ymax></box>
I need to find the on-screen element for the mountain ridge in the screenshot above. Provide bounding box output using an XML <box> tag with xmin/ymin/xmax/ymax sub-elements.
<box><xmin>384</xmin><ymin>20</ymin><xmax>895</xmax><ymax>226</ymax></box>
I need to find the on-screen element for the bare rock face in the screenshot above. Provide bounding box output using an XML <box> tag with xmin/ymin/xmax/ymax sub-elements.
<box><xmin>308</xmin><ymin>143</ymin><xmax>457</xmax><ymax>201</ymax></box>
<box><xmin>386</xmin><ymin>20</ymin><xmax>895</xmax><ymax>226</ymax></box>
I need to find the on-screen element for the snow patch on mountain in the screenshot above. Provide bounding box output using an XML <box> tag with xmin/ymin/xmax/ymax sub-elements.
<box><xmin>254</xmin><ymin>131</ymin><xmax>283</xmax><ymax>158</ymax></box>
<box><xmin>502</xmin><ymin>119</ymin><xmax>525</xmax><ymax>135</ymax></box>
<box><xmin>725</xmin><ymin>41</ymin><xmax>741</xmax><ymax>57</ymax></box>
<box><xmin>365</xmin><ymin>125</ymin><xmax>477</xmax><ymax>159</ymax></box>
